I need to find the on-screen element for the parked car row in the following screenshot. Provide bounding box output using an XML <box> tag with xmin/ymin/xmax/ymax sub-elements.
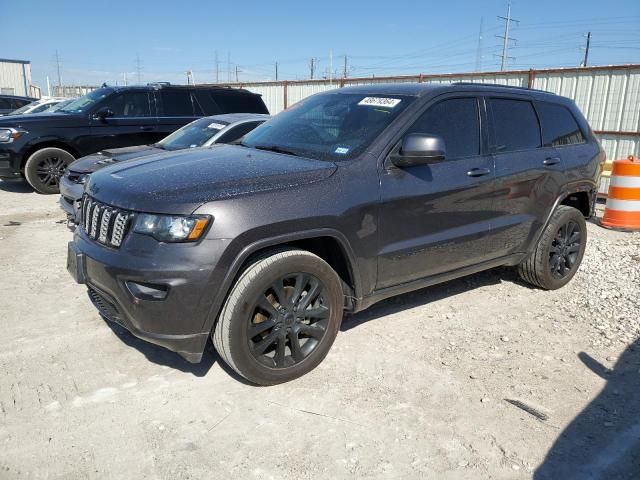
<box><xmin>0</xmin><ymin>94</ymin><xmax>36</xmax><ymax>115</ymax></box>
<box><xmin>7</xmin><ymin>97</ymin><xmax>69</xmax><ymax>115</ymax></box>
<box><xmin>0</xmin><ymin>82</ymin><xmax>268</xmax><ymax>193</ymax></box>
<box><xmin>63</xmin><ymin>82</ymin><xmax>603</xmax><ymax>385</ymax></box>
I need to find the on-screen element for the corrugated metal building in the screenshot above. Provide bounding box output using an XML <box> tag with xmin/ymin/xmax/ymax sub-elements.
<box><xmin>0</xmin><ymin>58</ymin><xmax>38</xmax><ymax>98</ymax></box>
<box><xmin>227</xmin><ymin>64</ymin><xmax>640</xmax><ymax>165</ymax></box>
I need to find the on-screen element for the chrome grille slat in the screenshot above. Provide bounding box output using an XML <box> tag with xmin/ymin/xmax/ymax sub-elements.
<box><xmin>80</xmin><ymin>195</ymin><xmax>131</xmax><ymax>248</ymax></box>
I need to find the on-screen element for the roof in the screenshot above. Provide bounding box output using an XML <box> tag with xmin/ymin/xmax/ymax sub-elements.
<box><xmin>336</xmin><ymin>82</ymin><xmax>559</xmax><ymax>100</ymax></box>
<box><xmin>0</xmin><ymin>58</ymin><xmax>30</xmax><ymax>65</ymax></box>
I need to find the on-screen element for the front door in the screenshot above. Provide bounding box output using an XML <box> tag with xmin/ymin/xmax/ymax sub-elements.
<box><xmin>89</xmin><ymin>91</ymin><xmax>158</xmax><ymax>153</ymax></box>
<box><xmin>377</xmin><ymin>96</ymin><xmax>500</xmax><ymax>289</ymax></box>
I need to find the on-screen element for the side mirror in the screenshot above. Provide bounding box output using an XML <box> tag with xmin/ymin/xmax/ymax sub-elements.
<box><xmin>93</xmin><ymin>107</ymin><xmax>114</xmax><ymax>120</ymax></box>
<box><xmin>390</xmin><ymin>133</ymin><xmax>446</xmax><ymax>168</ymax></box>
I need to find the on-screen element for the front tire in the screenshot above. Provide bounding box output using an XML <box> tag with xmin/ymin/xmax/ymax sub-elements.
<box><xmin>213</xmin><ymin>249</ymin><xmax>344</xmax><ymax>385</ymax></box>
<box><xmin>518</xmin><ymin>205</ymin><xmax>587</xmax><ymax>290</ymax></box>
<box><xmin>24</xmin><ymin>147</ymin><xmax>75</xmax><ymax>194</ymax></box>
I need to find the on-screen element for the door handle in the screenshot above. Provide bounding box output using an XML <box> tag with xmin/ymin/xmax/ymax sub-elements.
<box><xmin>543</xmin><ymin>157</ymin><xmax>561</xmax><ymax>166</ymax></box>
<box><xmin>139</xmin><ymin>126</ymin><xmax>154</xmax><ymax>131</ymax></box>
<box><xmin>466</xmin><ymin>167</ymin><xmax>491</xmax><ymax>177</ymax></box>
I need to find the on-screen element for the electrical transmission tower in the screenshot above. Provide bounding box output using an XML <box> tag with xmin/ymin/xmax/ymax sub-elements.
<box><xmin>495</xmin><ymin>2</ymin><xmax>519</xmax><ymax>71</ymax></box>
<box><xmin>55</xmin><ymin>50</ymin><xmax>62</xmax><ymax>87</ymax></box>
<box><xmin>475</xmin><ymin>17</ymin><xmax>484</xmax><ymax>72</ymax></box>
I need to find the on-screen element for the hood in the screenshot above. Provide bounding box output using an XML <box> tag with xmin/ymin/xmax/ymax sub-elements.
<box><xmin>0</xmin><ymin>112</ymin><xmax>84</xmax><ymax>127</ymax></box>
<box><xmin>69</xmin><ymin>145</ymin><xmax>162</xmax><ymax>174</ymax></box>
<box><xmin>86</xmin><ymin>145</ymin><xmax>337</xmax><ymax>214</ymax></box>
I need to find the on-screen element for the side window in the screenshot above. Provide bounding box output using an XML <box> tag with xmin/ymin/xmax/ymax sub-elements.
<box><xmin>217</xmin><ymin>121</ymin><xmax>263</xmax><ymax>144</ymax></box>
<box><xmin>489</xmin><ymin>98</ymin><xmax>540</xmax><ymax>152</ymax></box>
<box><xmin>160</xmin><ymin>90</ymin><xmax>194</xmax><ymax>116</ymax></box>
<box><xmin>104</xmin><ymin>92</ymin><xmax>151</xmax><ymax>117</ymax></box>
<box><xmin>407</xmin><ymin>97</ymin><xmax>480</xmax><ymax>159</ymax></box>
<box><xmin>0</xmin><ymin>98</ymin><xmax>10</xmax><ymax>109</ymax></box>
<box><xmin>537</xmin><ymin>102</ymin><xmax>585</xmax><ymax>147</ymax></box>
<box><xmin>214</xmin><ymin>94</ymin><xmax>269</xmax><ymax>114</ymax></box>
<box><xmin>13</xmin><ymin>99</ymin><xmax>31</xmax><ymax>108</ymax></box>
<box><xmin>193</xmin><ymin>91</ymin><xmax>222</xmax><ymax>116</ymax></box>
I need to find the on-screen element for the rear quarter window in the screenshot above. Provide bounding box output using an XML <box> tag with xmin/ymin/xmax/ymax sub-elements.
<box><xmin>536</xmin><ymin>102</ymin><xmax>585</xmax><ymax>147</ymax></box>
<box><xmin>213</xmin><ymin>93</ymin><xmax>268</xmax><ymax>114</ymax></box>
<box><xmin>489</xmin><ymin>98</ymin><xmax>541</xmax><ymax>153</ymax></box>
<box><xmin>160</xmin><ymin>90</ymin><xmax>194</xmax><ymax>116</ymax></box>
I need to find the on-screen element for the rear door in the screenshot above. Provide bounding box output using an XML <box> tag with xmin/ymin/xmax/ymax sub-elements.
<box><xmin>89</xmin><ymin>90</ymin><xmax>158</xmax><ymax>152</ymax></box>
<box><xmin>377</xmin><ymin>95</ymin><xmax>501</xmax><ymax>288</ymax></box>
<box><xmin>487</xmin><ymin>96</ymin><xmax>564</xmax><ymax>256</ymax></box>
<box><xmin>156</xmin><ymin>89</ymin><xmax>202</xmax><ymax>138</ymax></box>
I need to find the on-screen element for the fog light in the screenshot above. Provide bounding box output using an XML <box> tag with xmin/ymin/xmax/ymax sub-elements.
<box><xmin>126</xmin><ymin>281</ymin><xmax>169</xmax><ymax>300</ymax></box>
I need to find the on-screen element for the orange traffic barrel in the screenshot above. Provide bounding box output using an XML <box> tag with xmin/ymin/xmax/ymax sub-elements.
<box><xmin>602</xmin><ymin>155</ymin><xmax>640</xmax><ymax>231</ymax></box>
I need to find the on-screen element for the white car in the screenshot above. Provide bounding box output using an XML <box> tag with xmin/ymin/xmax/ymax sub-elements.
<box><xmin>7</xmin><ymin>97</ymin><xmax>68</xmax><ymax>115</ymax></box>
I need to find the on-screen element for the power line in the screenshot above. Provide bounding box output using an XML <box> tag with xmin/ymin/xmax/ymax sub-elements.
<box><xmin>496</xmin><ymin>2</ymin><xmax>519</xmax><ymax>71</ymax></box>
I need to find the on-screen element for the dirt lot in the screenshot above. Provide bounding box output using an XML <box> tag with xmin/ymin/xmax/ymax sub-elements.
<box><xmin>1</xmin><ymin>178</ymin><xmax>638</xmax><ymax>479</ymax></box>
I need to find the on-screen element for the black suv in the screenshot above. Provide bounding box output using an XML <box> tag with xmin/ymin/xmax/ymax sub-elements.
<box><xmin>0</xmin><ymin>84</ymin><xmax>268</xmax><ymax>193</ymax></box>
<box><xmin>67</xmin><ymin>83</ymin><xmax>603</xmax><ymax>385</ymax></box>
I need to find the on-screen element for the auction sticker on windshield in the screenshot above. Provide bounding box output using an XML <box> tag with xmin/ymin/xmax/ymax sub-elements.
<box><xmin>358</xmin><ymin>97</ymin><xmax>401</xmax><ymax>108</ymax></box>
<box><xmin>207</xmin><ymin>123</ymin><xmax>226</xmax><ymax>130</ymax></box>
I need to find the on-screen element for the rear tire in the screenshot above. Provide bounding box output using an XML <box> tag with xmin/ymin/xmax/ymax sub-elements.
<box><xmin>24</xmin><ymin>147</ymin><xmax>75</xmax><ymax>194</ymax></box>
<box><xmin>518</xmin><ymin>205</ymin><xmax>587</xmax><ymax>290</ymax></box>
<box><xmin>213</xmin><ymin>249</ymin><xmax>343</xmax><ymax>385</ymax></box>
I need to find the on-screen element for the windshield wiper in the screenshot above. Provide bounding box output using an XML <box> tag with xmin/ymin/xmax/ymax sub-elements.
<box><xmin>251</xmin><ymin>144</ymin><xmax>300</xmax><ymax>157</ymax></box>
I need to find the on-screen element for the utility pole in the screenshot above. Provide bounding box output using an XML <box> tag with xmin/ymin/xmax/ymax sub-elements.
<box><xmin>235</xmin><ymin>65</ymin><xmax>239</xmax><ymax>82</ymax></box>
<box><xmin>227</xmin><ymin>51</ymin><xmax>231</xmax><ymax>83</ymax></box>
<box><xmin>215</xmin><ymin>50</ymin><xmax>219</xmax><ymax>83</ymax></box>
<box><xmin>275</xmin><ymin>61</ymin><xmax>278</xmax><ymax>81</ymax></box>
<box><xmin>582</xmin><ymin>31</ymin><xmax>592</xmax><ymax>67</ymax></box>
<box><xmin>343</xmin><ymin>55</ymin><xmax>348</xmax><ymax>78</ymax></box>
<box><xmin>496</xmin><ymin>2</ymin><xmax>518</xmax><ymax>71</ymax></box>
<box><xmin>135</xmin><ymin>54</ymin><xmax>142</xmax><ymax>83</ymax></box>
<box><xmin>329</xmin><ymin>50</ymin><xmax>333</xmax><ymax>85</ymax></box>
<box><xmin>46</xmin><ymin>76</ymin><xmax>51</xmax><ymax>96</ymax></box>
<box><xmin>475</xmin><ymin>17</ymin><xmax>484</xmax><ymax>72</ymax></box>
<box><xmin>55</xmin><ymin>50</ymin><xmax>62</xmax><ymax>87</ymax></box>
<box><xmin>123</xmin><ymin>72</ymin><xmax>128</xmax><ymax>86</ymax></box>
<box><xmin>309</xmin><ymin>58</ymin><xmax>316</xmax><ymax>79</ymax></box>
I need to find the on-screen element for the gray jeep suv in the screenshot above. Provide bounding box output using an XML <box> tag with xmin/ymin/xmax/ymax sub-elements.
<box><xmin>67</xmin><ymin>83</ymin><xmax>603</xmax><ymax>385</ymax></box>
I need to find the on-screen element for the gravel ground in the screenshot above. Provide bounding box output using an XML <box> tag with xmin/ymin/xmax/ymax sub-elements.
<box><xmin>0</xmin><ymin>178</ymin><xmax>639</xmax><ymax>479</ymax></box>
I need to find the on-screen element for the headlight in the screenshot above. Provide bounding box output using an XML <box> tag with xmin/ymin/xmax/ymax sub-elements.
<box><xmin>0</xmin><ymin>128</ymin><xmax>27</xmax><ymax>143</ymax></box>
<box><xmin>133</xmin><ymin>214</ymin><xmax>211</xmax><ymax>242</ymax></box>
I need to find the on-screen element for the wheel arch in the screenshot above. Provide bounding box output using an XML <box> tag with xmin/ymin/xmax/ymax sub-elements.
<box><xmin>20</xmin><ymin>141</ymin><xmax>79</xmax><ymax>171</ymax></box>
<box><xmin>203</xmin><ymin>228</ymin><xmax>362</xmax><ymax>335</ymax></box>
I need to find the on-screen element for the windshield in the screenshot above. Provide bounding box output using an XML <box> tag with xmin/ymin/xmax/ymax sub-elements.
<box><xmin>242</xmin><ymin>92</ymin><xmax>414</xmax><ymax>161</ymax></box>
<box><xmin>58</xmin><ymin>88</ymin><xmax>114</xmax><ymax>113</ymax></box>
<box><xmin>43</xmin><ymin>99</ymin><xmax>73</xmax><ymax>112</ymax></box>
<box><xmin>158</xmin><ymin>117</ymin><xmax>229</xmax><ymax>150</ymax></box>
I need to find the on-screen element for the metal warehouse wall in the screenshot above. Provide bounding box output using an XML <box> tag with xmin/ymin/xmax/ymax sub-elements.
<box><xmin>231</xmin><ymin>64</ymin><xmax>640</xmax><ymax>162</ymax></box>
<box><xmin>0</xmin><ymin>59</ymin><xmax>32</xmax><ymax>97</ymax></box>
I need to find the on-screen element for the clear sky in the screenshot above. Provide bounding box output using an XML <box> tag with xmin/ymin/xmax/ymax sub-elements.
<box><xmin>2</xmin><ymin>0</ymin><xmax>639</xmax><ymax>90</ymax></box>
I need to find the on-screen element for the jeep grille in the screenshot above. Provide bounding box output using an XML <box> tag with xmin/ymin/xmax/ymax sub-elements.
<box><xmin>81</xmin><ymin>196</ymin><xmax>132</xmax><ymax>248</ymax></box>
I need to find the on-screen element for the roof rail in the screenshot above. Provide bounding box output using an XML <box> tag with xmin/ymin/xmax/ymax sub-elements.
<box><xmin>147</xmin><ymin>82</ymin><xmax>171</xmax><ymax>87</ymax></box>
<box><xmin>453</xmin><ymin>82</ymin><xmax>555</xmax><ymax>95</ymax></box>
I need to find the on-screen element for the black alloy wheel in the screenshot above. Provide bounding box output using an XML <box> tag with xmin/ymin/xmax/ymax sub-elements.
<box><xmin>248</xmin><ymin>272</ymin><xmax>330</xmax><ymax>369</ymax></box>
<box><xmin>548</xmin><ymin>220</ymin><xmax>582</xmax><ymax>279</ymax></box>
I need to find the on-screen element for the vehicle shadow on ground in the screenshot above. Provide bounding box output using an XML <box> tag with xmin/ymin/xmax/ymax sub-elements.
<box><xmin>103</xmin><ymin>320</ymin><xmax>254</xmax><ymax>384</ymax></box>
<box><xmin>341</xmin><ymin>266</ymin><xmax>530</xmax><ymax>331</ymax></box>
<box><xmin>534</xmin><ymin>338</ymin><xmax>640</xmax><ymax>479</ymax></box>
<box><xmin>0</xmin><ymin>179</ymin><xmax>32</xmax><ymax>193</ymax></box>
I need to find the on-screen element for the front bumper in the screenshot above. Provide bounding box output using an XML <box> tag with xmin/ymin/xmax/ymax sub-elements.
<box><xmin>59</xmin><ymin>175</ymin><xmax>84</xmax><ymax>223</ymax></box>
<box><xmin>68</xmin><ymin>228</ymin><xmax>229</xmax><ymax>363</ymax></box>
<box><xmin>0</xmin><ymin>150</ymin><xmax>22</xmax><ymax>178</ymax></box>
